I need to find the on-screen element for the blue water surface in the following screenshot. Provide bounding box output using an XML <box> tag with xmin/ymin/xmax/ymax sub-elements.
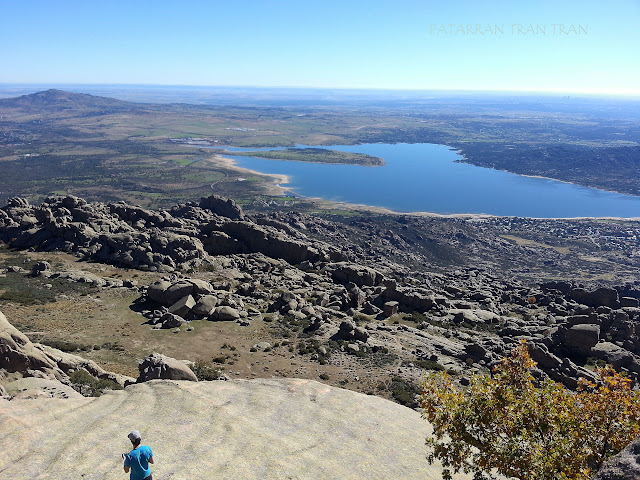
<box><xmin>221</xmin><ymin>143</ymin><xmax>640</xmax><ymax>218</ymax></box>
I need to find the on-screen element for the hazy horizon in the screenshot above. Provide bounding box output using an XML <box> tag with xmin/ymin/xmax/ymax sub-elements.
<box><xmin>1</xmin><ymin>1</ymin><xmax>638</xmax><ymax>96</ymax></box>
<box><xmin>1</xmin><ymin>83</ymin><xmax>639</xmax><ymax>100</ymax></box>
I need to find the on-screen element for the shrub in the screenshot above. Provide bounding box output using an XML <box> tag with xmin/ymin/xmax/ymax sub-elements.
<box><xmin>420</xmin><ymin>340</ymin><xmax>640</xmax><ymax>480</ymax></box>
<box><xmin>298</xmin><ymin>339</ymin><xmax>321</xmax><ymax>355</ymax></box>
<box><xmin>353</xmin><ymin>312</ymin><xmax>369</xmax><ymax>324</ymax></box>
<box><xmin>407</xmin><ymin>311</ymin><xmax>429</xmax><ymax>324</ymax></box>
<box><xmin>189</xmin><ymin>361</ymin><xmax>224</xmax><ymax>381</ymax></box>
<box><xmin>69</xmin><ymin>369</ymin><xmax>122</xmax><ymax>397</ymax></box>
<box><xmin>101</xmin><ymin>342</ymin><xmax>125</xmax><ymax>351</ymax></box>
<box><xmin>41</xmin><ymin>338</ymin><xmax>85</xmax><ymax>352</ymax></box>
<box><xmin>0</xmin><ymin>275</ymin><xmax>95</xmax><ymax>305</ymax></box>
<box><xmin>413</xmin><ymin>359</ymin><xmax>445</xmax><ymax>371</ymax></box>
<box><xmin>390</xmin><ymin>376</ymin><xmax>420</xmax><ymax>408</ymax></box>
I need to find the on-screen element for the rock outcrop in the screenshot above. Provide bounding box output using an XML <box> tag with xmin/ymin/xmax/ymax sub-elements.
<box><xmin>3</xmin><ymin>195</ymin><xmax>640</xmax><ymax>392</ymax></box>
<box><xmin>592</xmin><ymin>435</ymin><xmax>640</xmax><ymax>480</ymax></box>
<box><xmin>137</xmin><ymin>352</ymin><xmax>198</xmax><ymax>382</ymax></box>
<box><xmin>0</xmin><ymin>310</ymin><xmax>132</xmax><ymax>388</ymax></box>
<box><xmin>1</xmin><ymin>311</ymin><xmax>60</xmax><ymax>377</ymax></box>
<box><xmin>199</xmin><ymin>194</ymin><xmax>245</xmax><ymax>220</ymax></box>
<box><xmin>0</xmin><ymin>194</ymin><xmax>342</xmax><ymax>272</ymax></box>
<box><xmin>2</xmin><ymin>377</ymin><xmax>83</xmax><ymax>400</ymax></box>
<box><xmin>0</xmin><ymin>378</ymin><xmax>472</xmax><ymax>479</ymax></box>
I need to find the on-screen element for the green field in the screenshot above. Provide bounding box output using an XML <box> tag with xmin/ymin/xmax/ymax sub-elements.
<box><xmin>231</xmin><ymin>147</ymin><xmax>384</xmax><ymax>166</ymax></box>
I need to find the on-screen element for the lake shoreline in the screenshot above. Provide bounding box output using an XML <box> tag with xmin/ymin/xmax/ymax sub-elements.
<box><xmin>453</xmin><ymin>150</ymin><xmax>640</xmax><ymax>200</ymax></box>
<box><xmin>204</xmin><ymin>151</ymin><xmax>640</xmax><ymax>221</ymax></box>
<box><xmin>203</xmin><ymin>154</ymin><xmax>295</xmax><ymax>196</ymax></box>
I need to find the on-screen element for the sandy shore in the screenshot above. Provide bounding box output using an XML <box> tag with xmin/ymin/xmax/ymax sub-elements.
<box><xmin>203</xmin><ymin>154</ymin><xmax>295</xmax><ymax>197</ymax></box>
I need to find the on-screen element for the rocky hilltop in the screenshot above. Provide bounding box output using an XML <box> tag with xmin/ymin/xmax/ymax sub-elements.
<box><xmin>1</xmin><ymin>194</ymin><xmax>640</xmax><ymax>391</ymax></box>
<box><xmin>2</xmin><ymin>193</ymin><xmax>640</xmax><ymax>477</ymax></box>
<box><xmin>0</xmin><ymin>304</ymin><xmax>468</xmax><ymax>479</ymax></box>
<box><xmin>0</xmin><ymin>308</ymin><xmax>477</xmax><ymax>479</ymax></box>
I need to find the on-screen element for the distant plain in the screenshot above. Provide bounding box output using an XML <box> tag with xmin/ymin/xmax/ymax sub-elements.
<box><xmin>1</xmin><ymin>86</ymin><xmax>639</xmax><ymax>216</ymax></box>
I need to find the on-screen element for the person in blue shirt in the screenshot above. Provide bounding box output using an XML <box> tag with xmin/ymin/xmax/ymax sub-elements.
<box><xmin>123</xmin><ymin>430</ymin><xmax>154</xmax><ymax>480</ymax></box>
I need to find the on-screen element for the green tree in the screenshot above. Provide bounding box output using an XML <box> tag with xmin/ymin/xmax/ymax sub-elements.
<box><xmin>420</xmin><ymin>341</ymin><xmax>640</xmax><ymax>480</ymax></box>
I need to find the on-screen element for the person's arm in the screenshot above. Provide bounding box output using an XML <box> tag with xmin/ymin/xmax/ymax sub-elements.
<box><xmin>149</xmin><ymin>455</ymin><xmax>154</xmax><ymax>464</ymax></box>
<box><xmin>123</xmin><ymin>454</ymin><xmax>130</xmax><ymax>473</ymax></box>
<box><xmin>124</xmin><ymin>466</ymin><xmax>130</xmax><ymax>473</ymax></box>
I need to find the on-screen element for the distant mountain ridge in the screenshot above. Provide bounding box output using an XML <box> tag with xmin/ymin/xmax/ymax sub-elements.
<box><xmin>0</xmin><ymin>88</ymin><xmax>133</xmax><ymax>111</ymax></box>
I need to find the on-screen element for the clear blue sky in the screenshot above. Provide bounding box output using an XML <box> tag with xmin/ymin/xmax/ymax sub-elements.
<box><xmin>1</xmin><ymin>0</ymin><xmax>638</xmax><ymax>94</ymax></box>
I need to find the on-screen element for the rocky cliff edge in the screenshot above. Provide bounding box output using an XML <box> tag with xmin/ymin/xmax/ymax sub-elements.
<box><xmin>0</xmin><ymin>377</ymin><xmax>472</xmax><ymax>480</ymax></box>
